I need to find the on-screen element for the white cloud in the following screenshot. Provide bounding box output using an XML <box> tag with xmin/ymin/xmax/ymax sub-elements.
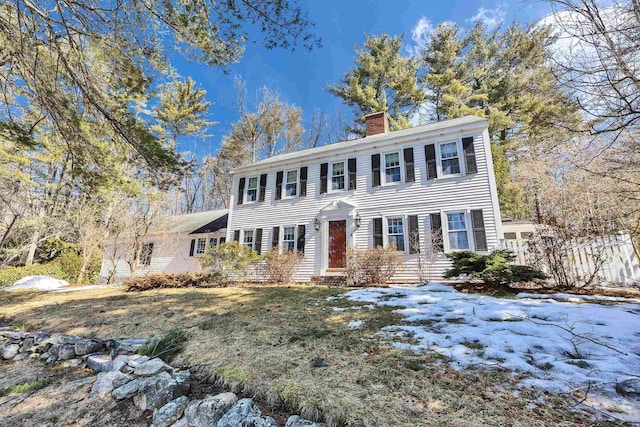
<box><xmin>469</xmin><ymin>3</ymin><xmax>507</xmax><ymax>30</ymax></box>
<box><xmin>408</xmin><ymin>16</ymin><xmax>434</xmax><ymax>56</ymax></box>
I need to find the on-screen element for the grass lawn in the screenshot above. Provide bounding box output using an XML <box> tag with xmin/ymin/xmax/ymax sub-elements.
<box><xmin>0</xmin><ymin>285</ymin><xmax>610</xmax><ymax>426</ymax></box>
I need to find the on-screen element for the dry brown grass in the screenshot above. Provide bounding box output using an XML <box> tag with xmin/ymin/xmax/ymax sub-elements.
<box><xmin>0</xmin><ymin>285</ymin><xmax>609</xmax><ymax>426</ymax></box>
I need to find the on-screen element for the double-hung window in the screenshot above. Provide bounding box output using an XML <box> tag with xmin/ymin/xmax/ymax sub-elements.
<box><xmin>446</xmin><ymin>212</ymin><xmax>470</xmax><ymax>250</ymax></box>
<box><xmin>282</xmin><ymin>226</ymin><xmax>296</xmax><ymax>252</ymax></box>
<box><xmin>387</xmin><ymin>217</ymin><xmax>405</xmax><ymax>252</ymax></box>
<box><xmin>440</xmin><ymin>142</ymin><xmax>461</xmax><ymax>176</ymax></box>
<box><xmin>243</xmin><ymin>230</ymin><xmax>254</xmax><ymax>251</ymax></box>
<box><xmin>195</xmin><ymin>237</ymin><xmax>207</xmax><ymax>255</ymax></box>
<box><xmin>285</xmin><ymin>170</ymin><xmax>298</xmax><ymax>197</ymax></box>
<box><xmin>331</xmin><ymin>161</ymin><xmax>345</xmax><ymax>191</ymax></box>
<box><xmin>140</xmin><ymin>243</ymin><xmax>153</xmax><ymax>265</ymax></box>
<box><xmin>246</xmin><ymin>177</ymin><xmax>258</xmax><ymax>202</ymax></box>
<box><xmin>384</xmin><ymin>152</ymin><xmax>401</xmax><ymax>183</ymax></box>
<box><xmin>208</xmin><ymin>237</ymin><xmax>218</xmax><ymax>247</ymax></box>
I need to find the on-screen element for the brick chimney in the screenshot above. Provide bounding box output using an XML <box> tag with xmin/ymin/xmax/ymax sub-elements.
<box><xmin>364</xmin><ymin>112</ymin><xmax>389</xmax><ymax>137</ymax></box>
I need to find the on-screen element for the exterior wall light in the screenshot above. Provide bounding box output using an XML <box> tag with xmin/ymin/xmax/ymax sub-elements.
<box><xmin>355</xmin><ymin>212</ymin><xmax>362</xmax><ymax>228</ymax></box>
<box><xmin>313</xmin><ymin>218</ymin><xmax>320</xmax><ymax>231</ymax></box>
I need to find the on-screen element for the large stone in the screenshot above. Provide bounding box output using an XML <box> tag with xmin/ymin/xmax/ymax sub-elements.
<box><xmin>169</xmin><ymin>417</ymin><xmax>188</xmax><ymax>427</ymax></box>
<box><xmin>20</xmin><ymin>337</ymin><xmax>34</xmax><ymax>353</ymax></box>
<box><xmin>57</xmin><ymin>344</ymin><xmax>76</xmax><ymax>360</ymax></box>
<box><xmin>86</xmin><ymin>354</ymin><xmax>113</xmax><ymax>373</ymax></box>
<box><xmin>126</xmin><ymin>354</ymin><xmax>150</xmax><ymax>368</ymax></box>
<box><xmin>0</xmin><ymin>331</ymin><xmax>30</xmax><ymax>340</ymax></box>
<box><xmin>285</xmin><ymin>415</ymin><xmax>327</xmax><ymax>427</ymax></box>
<box><xmin>216</xmin><ymin>398</ymin><xmax>264</xmax><ymax>427</ymax></box>
<box><xmin>74</xmin><ymin>339</ymin><xmax>104</xmax><ymax>356</ymax></box>
<box><xmin>133</xmin><ymin>371</ymin><xmax>190</xmax><ymax>411</ymax></box>
<box><xmin>90</xmin><ymin>371</ymin><xmax>133</xmax><ymax>398</ymax></box>
<box><xmin>33</xmin><ymin>331</ymin><xmax>49</xmax><ymax>344</ymax></box>
<box><xmin>152</xmin><ymin>396</ymin><xmax>189</xmax><ymax>427</ymax></box>
<box><xmin>134</xmin><ymin>358</ymin><xmax>171</xmax><ymax>376</ymax></box>
<box><xmin>46</xmin><ymin>334</ymin><xmax>82</xmax><ymax>347</ymax></box>
<box><xmin>107</xmin><ymin>338</ymin><xmax>148</xmax><ymax>357</ymax></box>
<box><xmin>2</xmin><ymin>343</ymin><xmax>19</xmax><ymax>360</ymax></box>
<box><xmin>112</xmin><ymin>377</ymin><xmax>146</xmax><ymax>400</ymax></box>
<box><xmin>13</xmin><ymin>352</ymin><xmax>29</xmax><ymax>361</ymax></box>
<box><xmin>185</xmin><ymin>392</ymin><xmax>238</xmax><ymax>427</ymax></box>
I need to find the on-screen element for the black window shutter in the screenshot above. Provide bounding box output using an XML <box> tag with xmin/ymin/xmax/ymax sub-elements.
<box><xmin>296</xmin><ymin>225</ymin><xmax>305</xmax><ymax>254</ymax></box>
<box><xmin>430</xmin><ymin>213</ymin><xmax>443</xmax><ymax>253</ymax></box>
<box><xmin>299</xmin><ymin>166</ymin><xmax>308</xmax><ymax>197</ymax></box>
<box><xmin>275</xmin><ymin>171</ymin><xmax>283</xmax><ymax>200</ymax></box>
<box><xmin>348</xmin><ymin>158</ymin><xmax>357</xmax><ymax>190</ymax></box>
<box><xmin>373</xmin><ymin>218</ymin><xmax>383</xmax><ymax>247</ymax></box>
<box><xmin>471</xmin><ymin>210</ymin><xmax>487</xmax><ymax>251</ymax></box>
<box><xmin>237</xmin><ymin>177</ymin><xmax>245</xmax><ymax>205</ymax></box>
<box><xmin>271</xmin><ymin>226</ymin><xmax>280</xmax><ymax>248</ymax></box>
<box><xmin>219</xmin><ymin>237</ymin><xmax>226</xmax><ymax>244</ymax></box>
<box><xmin>408</xmin><ymin>215</ymin><xmax>419</xmax><ymax>254</ymax></box>
<box><xmin>371</xmin><ymin>154</ymin><xmax>381</xmax><ymax>187</ymax></box>
<box><xmin>320</xmin><ymin>163</ymin><xmax>328</xmax><ymax>194</ymax></box>
<box><xmin>403</xmin><ymin>148</ymin><xmax>415</xmax><ymax>182</ymax></box>
<box><xmin>462</xmin><ymin>137</ymin><xmax>478</xmax><ymax>174</ymax></box>
<box><xmin>425</xmin><ymin>144</ymin><xmax>437</xmax><ymax>180</ymax></box>
<box><xmin>258</xmin><ymin>174</ymin><xmax>267</xmax><ymax>202</ymax></box>
<box><xmin>233</xmin><ymin>230</ymin><xmax>240</xmax><ymax>242</ymax></box>
<box><xmin>189</xmin><ymin>239</ymin><xmax>195</xmax><ymax>256</ymax></box>
<box><xmin>255</xmin><ymin>228</ymin><xmax>263</xmax><ymax>254</ymax></box>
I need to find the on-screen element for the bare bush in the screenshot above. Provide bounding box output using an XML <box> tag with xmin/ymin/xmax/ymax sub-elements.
<box><xmin>411</xmin><ymin>228</ymin><xmax>443</xmax><ymax>283</ymax></box>
<box><xmin>263</xmin><ymin>249</ymin><xmax>303</xmax><ymax>283</ymax></box>
<box><xmin>345</xmin><ymin>246</ymin><xmax>403</xmax><ymax>286</ymax></box>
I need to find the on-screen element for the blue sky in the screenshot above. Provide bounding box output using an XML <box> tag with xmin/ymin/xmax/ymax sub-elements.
<box><xmin>172</xmin><ymin>1</ymin><xmax>552</xmax><ymax>157</ymax></box>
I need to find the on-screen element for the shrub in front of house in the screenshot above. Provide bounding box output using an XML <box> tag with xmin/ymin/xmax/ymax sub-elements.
<box><xmin>201</xmin><ymin>241</ymin><xmax>262</xmax><ymax>283</ymax></box>
<box><xmin>345</xmin><ymin>246</ymin><xmax>403</xmax><ymax>286</ymax></box>
<box><xmin>444</xmin><ymin>249</ymin><xmax>547</xmax><ymax>286</ymax></box>
<box><xmin>262</xmin><ymin>248</ymin><xmax>304</xmax><ymax>283</ymax></box>
<box><xmin>125</xmin><ymin>272</ymin><xmax>221</xmax><ymax>292</ymax></box>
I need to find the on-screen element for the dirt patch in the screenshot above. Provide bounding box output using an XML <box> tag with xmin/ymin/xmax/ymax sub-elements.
<box><xmin>0</xmin><ymin>359</ymin><xmax>149</xmax><ymax>427</ymax></box>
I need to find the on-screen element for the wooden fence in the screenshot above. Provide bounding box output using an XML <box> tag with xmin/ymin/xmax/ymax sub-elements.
<box><xmin>503</xmin><ymin>231</ymin><xmax>640</xmax><ymax>286</ymax></box>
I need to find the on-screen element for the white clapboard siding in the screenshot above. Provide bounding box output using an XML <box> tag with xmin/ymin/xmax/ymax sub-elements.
<box><xmin>227</xmin><ymin>116</ymin><xmax>503</xmax><ymax>282</ymax></box>
<box><xmin>503</xmin><ymin>231</ymin><xmax>640</xmax><ymax>285</ymax></box>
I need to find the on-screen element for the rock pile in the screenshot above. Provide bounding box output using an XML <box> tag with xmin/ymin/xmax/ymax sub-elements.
<box><xmin>0</xmin><ymin>327</ymin><xmax>326</xmax><ymax>427</ymax></box>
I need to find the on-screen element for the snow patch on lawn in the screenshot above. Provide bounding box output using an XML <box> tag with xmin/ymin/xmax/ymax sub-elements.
<box><xmin>341</xmin><ymin>283</ymin><xmax>640</xmax><ymax>422</ymax></box>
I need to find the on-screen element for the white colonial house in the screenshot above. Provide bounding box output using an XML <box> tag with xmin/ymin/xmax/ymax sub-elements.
<box><xmin>100</xmin><ymin>210</ymin><xmax>227</xmax><ymax>282</ymax></box>
<box><xmin>226</xmin><ymin>113</ymin><xmax>504</xmax><ymax>282</ymax></box>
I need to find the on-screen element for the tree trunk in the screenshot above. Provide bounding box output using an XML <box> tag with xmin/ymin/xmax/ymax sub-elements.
<box><xmin>25</xmin><ymin>229</ymin><xmax>40</xmax><ymax>266</ymax></box>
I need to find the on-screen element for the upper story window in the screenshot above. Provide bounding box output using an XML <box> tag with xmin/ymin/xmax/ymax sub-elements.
<box><xmin>282</xmin><ymin>226</ymin><xmax>296</xmax><ymax>252</ymax></box>
<box><xmin>331</xmin><ymin>161</ymin><xmax>345</xmax><ymax>191</ymax></box>
<box><xmin>246</xmin><ymin>177</ymin><xmax>258</xmax><ymax>202</ymax></box>
<box><xmin>243</xmin><ymin>230</ymin><xmax>254</xmax><ymax>250</ymax></box>
<box><xmin>384</xmin><ymin>152</ymin><xmax>402</xmax><ymax>183</ymax></box>
<box><xmin>440</xmin><ymin>142</ymin><xmax>461</xmax><ymax>176</ymax></box>
<box><xmin>285</xmin><ymin>170</ymin><xmax>298</xmax><ymax>197</ymax></box>
<box><xmin>387</xmin><ymin>217</ymin><xmax>405</xmax><ymax>251</ymax></box>
<box><xmin>446</xmin><ymin>211</ymin><xmax>470</xmax><ymax>250</ymax></box>
<box><xmin>139</xmin><ymin>243</ymin><xmax>153</xmax><ymax>265</ymax></box>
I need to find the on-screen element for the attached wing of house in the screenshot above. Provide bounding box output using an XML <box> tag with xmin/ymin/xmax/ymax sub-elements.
<box><xmin>99</xmin><ymin>210</ymin><xmax>228</xmax><ymax>282</ymax></box>
<box><xmin>227</xmin><ymin>113</ymin><xmax>504</xmax><ymax>283</ymax></box>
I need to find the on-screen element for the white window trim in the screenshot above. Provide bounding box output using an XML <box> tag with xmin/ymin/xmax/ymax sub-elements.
<box><xmin>382</xmin><ymin>215</ymin><xmax>408</xmax><ymax>254</ymax></box>
<box><xmin>244</xmin><ymin>175</ymin><xmax>259</xmax><ymax>204</ymax></box>
<box><xmin>242</xmin><ymin>229</ymin><xmax>256</xmax><ymax>251</ymax></box>
<box><xmin>443</xmin><ymin>210</ymin><xmax>473</xmax><ymax>252</ymax></box>
<box><xmin>435</xmin><ymin>140</ymin><xmax>465</xmax><ymax>178</ymax></box>
<box><xmin>381</xmin><ymin>149</ymin><xmax>405</xmax><ymax>186</ymax></box>
<box><xmin>282</xmin><ymin>168</ymin><xmax>299</xmax><ymax>199</ymax></box>
<box><xmin>329</xmin><ymin>159</ymin><xmax>348</xmax><ymax>193</ymax></box>
<box><xmin>280</xmin><ymin>225</ymin><xmax>298</xmax><ymax>253</ymax></box>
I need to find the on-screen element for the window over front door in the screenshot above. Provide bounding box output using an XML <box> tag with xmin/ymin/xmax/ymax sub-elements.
<box><xmin>285</xmin><ymin>170</ymin><xmax>298</xmax><ymax>197</ymax></box>
<box><xmin>446</xmin><ymin>212</ymin><xmax>470</xmax><ymax>250</ymax></box>
<box><xmin>246</xmin><ymin>176</ymin><xmax>258</xmax><ymax>202</ymax></box>
<box><xmin>331</xmin><ymin>161</ymin><xmax>345</xmax><ymax>191</ymax></box>
<box><xmin>439</xmin><ymin>142</ymin><xmax>461</xmax><ymax>176</ymax></box>
<box><xmin>384</xmin><ymin>152</ymin><xmax>402</xmax><ymax>183</ymax></box>
<box><xmin>387</xmin><ymin>217</ymin><xmax>405</xmax><ymax>251</ymax></box>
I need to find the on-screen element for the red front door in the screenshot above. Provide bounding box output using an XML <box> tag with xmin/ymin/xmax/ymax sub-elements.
<box><xmin>328</xmin><ymin>220</ymin><xmax>347</xmax><ymax>269</ymax></box>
